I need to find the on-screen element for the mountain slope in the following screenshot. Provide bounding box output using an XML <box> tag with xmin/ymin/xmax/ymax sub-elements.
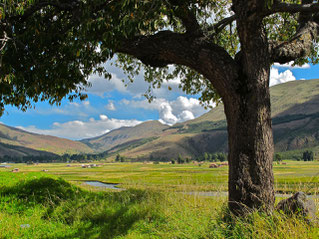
<box><xmin>0</xmin><ymin>142</ymin><xmax>58</xmax><ymax>158</ymax></box>
<box><xmin>96</xmin><ymin>79</ymin><xmax>319</xmax><ymax>160</ymax></box>
<box><xmin>81</xmin><ymin>120</ymin><xmax>169</xmax><ymax>152</ymax></box>
<box><xmin>0</xmin><ymin>124</ymin><xmax>93</xmax><ymax>156</ymax></box>
<box><xmin>182</xmin><ymin>79</ymin><xmax>319</xmax><ymax>126</ymax></box>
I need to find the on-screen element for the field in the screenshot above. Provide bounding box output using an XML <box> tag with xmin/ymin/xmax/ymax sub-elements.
<box><xmin>0</xmin><ymin>161</ymin><xmax>318</xmax><ymax>238</ymax></box>
<box><xmin>2</xmin><ymin>160</ymin><xmax>319</xmax><ymax>194</ymax></box>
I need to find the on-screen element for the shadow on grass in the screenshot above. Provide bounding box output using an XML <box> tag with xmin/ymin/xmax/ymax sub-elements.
<box><xmin>0</xmin><ymin>177</ymin><xmax>160</xmax><ymax>239</ymax></box>
<box><xmin>54</xmin><ymin>189</ymin><xmax>159</xmax><ymax>239</ymax></box>
<box><xmin>55</xmin><ymin>204</ymin><xmax>149</xmax><ymax>239</ymax></box>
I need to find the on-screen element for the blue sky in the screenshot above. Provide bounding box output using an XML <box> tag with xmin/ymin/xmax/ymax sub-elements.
<box><xmin>1</xmin><ymin>62</ymin><xmax>318</xmax><ymax>140</ymax></box>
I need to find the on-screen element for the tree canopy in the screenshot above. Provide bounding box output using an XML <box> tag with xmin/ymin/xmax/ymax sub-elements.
<box><xmin>1</xmin><ymin>0</ymin><xmax>318</xmax><ymax>114</ymax></box>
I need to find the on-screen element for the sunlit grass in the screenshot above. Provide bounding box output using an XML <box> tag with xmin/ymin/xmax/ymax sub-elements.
<box><xmin>0</xmin><ymin>172</ymin><xmax>317</xmax><ymax>238</ymax></box>
<box><xmin>1</xmin><ymin>161</ymin><xmax>318</xmax><ymax>194</ymax></box>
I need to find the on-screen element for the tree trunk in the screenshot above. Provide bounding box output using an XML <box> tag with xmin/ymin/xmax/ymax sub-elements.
<box><xmin>220</xmin><ymin>2</ymin><xmax>276</xmax><ymax>215</ymax></box>
<box><xmin>224</xmin><ymin>68</ymin><xmax>275</xmax><ymax>215</ymax></box>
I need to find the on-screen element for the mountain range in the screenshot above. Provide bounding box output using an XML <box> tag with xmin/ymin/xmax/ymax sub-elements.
<box><xmin>1</xmin><ymin>79</ymin><xmax>319</xmax><ymax>160</ymax></box>
<box><xmin>0</xmin><ymin>124</ymin><xmax>92</xmax><ymax>158</ymax></box>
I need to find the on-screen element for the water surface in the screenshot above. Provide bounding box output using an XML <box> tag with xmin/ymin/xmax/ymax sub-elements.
<box><xmin>84</xmin><ymin>181</ymin><xmax>121</xmax><ymax>190</ymax></box>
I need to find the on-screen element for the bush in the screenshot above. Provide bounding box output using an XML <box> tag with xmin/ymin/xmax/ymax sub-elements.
<box><xmin>303</xmin><ymin>150</ymin><xmax>314</xmax><ymax>161</ymax></box>
<box><xmin>274</xmin><ymin>153</ymin><xmax>283</xmax><ymax>163</ymax></box>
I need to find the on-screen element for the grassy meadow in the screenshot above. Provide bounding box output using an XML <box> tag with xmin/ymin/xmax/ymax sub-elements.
<box><xmin>2</xmin><ymin>160</ymin><xmax>318</xmax><ymax>194</ymax></box>
<box><xmin>0</xmin><ymin>161</ymin><xmax>318</xmax><ymax>238</ymax></box>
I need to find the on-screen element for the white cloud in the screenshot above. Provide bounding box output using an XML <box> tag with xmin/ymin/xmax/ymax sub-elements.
<box><xmin>18</xmin><ymin>115</ymin><xmax>142</xmax><ymax>140</ymax></box>
<box><xmin>123</xmin><ymin>96</ymin><xmax>210</xmax><ymax>125</ymax></box>
<box><xmin>69</xmin><ymin>101</ymin><xmax>90</xmax><ymax>108</ymax></box>
<box><xmin>270</xmin><ymin>68</ymin><xmax>296</xmax><ymax>87</ymax></box>
<box><xmin>99</xmin><ymin>114</ymin><xmax>108</xmax><ymax>121</ymax></box>
<box><xmin>86</xmin><ymin>73</ymin><xmax>127</xmax><ymax>97</ymax></box>
<box><xmin>29</xmin><ymin>100</ymin><xmax>94</xmax><ymax>117</ymax></box>
<box><xmin>85</xmin><ymin>63</ymin><xmax>185</xmax><ymax>99</ymax></box>
<box><xmin>87</xmin><ymin>73</ymin><xmax>185</xmax><ymax>99</ymax></box>
<box><xmin>178</xmin><ymin>110</ymin><xmax>195</xmax><ymax>121</ymax></box>
<box><xmin>273</xmin><ymin>61</ymin><xmax>310</xmax><ymax>69</ymax></box>
<box><xmin>158</xmin><ymin>103</ymin><xmax>178</xmax><ymax>125</ymax></box>
<box><xmin>106</xmin><ymin>101</ymin><xmax>116</xmax><ymax>111</ymax></box>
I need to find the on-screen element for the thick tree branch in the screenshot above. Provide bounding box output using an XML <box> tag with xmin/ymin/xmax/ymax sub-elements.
<box><xmin>270</xmin><ymin>20</ymin><xmax>319</xmax><ymax>63</ymax></box>
<box><xmin>270</xmin><ymin>0</ymin><xmax>319</xmax><ymax>64</ymax></box>
<box><xmin>116</xmin><ymin>30</ymin><xmax>239</xmax><ymax>98</ymax></box>
<box><xmin>268</xmin><ymin>2</ymin><xmax>319</xmax><ymax>15</ymax></box>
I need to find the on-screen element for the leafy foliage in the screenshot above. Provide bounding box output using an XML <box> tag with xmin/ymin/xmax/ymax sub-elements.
<box><xmin>302</xmin><ymin>150</ymin><xmax>314</xmax><ymax>161</ymax></box>
<box><xmin>274</xmin><ymin>153</ymin><xmax>283</xmax><ymax>163</ymax></box>
<box><xmin>2</xmin><ymin>0</ymin><xmax>317</xmax><ymax>114</ymax></box>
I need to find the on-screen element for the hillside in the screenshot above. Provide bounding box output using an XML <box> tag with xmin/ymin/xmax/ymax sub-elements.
<box><xmin>0</xmin><ymin>124</ymin><xmax>93</xmax><ymax>156</ymax></box>
<box><xmin>179</xmin><ymin>79</ymin><xmax>319</xmax><ymax>126</ymax></box>
<box><xmin>81</xmin><ymin>120</ymin><xmax>169</xmax><ymax>152</ymax></box>
<box><xmin>94</xmin><ymin>79</ymin><xmax>319</xmax><ymax>160</ymax></box>
<box><xmin>0</xmin><ymin>142</ymin><xmax>58</xmax><ymax>158</ymax></box>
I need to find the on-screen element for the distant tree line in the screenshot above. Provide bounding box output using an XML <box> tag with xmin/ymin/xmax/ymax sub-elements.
<box><xmin>276</xmin><ymin>150</ymin><xmax>316</xmax><ymax>162</ymax></box>
<box><xmin>0</xmin><ymin>155</ymin><xmax>55</xmax><ymax>163</ymax></box>
<box><xmin>170</xmin><ymin>152</ymin><xmax>227</xmax><ymax>165</ymax></box>
<box><xmin>115</xmin><ymin>154</ymin><xmax>126</xmax><ymax>162</ymax></box>
<box><xmin>274</xmin><ymin>153</ymin><xmax>283</xmax><ymax>164</ymax></box>
<box><xmin>0</xmin><ymin>151</ymin><xmax>110</xmax><ymax>163</ymax></box>
<box><xmin>302</xmin><ymin>150</ymin><xmax>314</xmax><ymax>161</ymax></box>
<box><xmin>291</xmin><ymin>150</ymin><xmax>315</xmax><ymax>162</ymax></box>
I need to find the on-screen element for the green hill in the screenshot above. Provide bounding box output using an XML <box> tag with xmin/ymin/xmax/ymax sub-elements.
<box><xmin>81</xmin><ymin>120</ymin><xmax>169</xmax><ymax>152</ymax></box>
<box><xmin>91</xmin><ymin>79</ymin><xmax>319</xmax><ymax>160</ymax></box>
<box><xmin>0</xmin><ymin>124</ymin><xmax>93</xmax><ymax>157</ymax></box>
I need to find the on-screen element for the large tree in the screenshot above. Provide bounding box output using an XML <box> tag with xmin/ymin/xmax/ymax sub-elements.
<box><xmin>1</xmin><ymin>0</ymin><xmax>319</xmax><ymax>214</ymax></box>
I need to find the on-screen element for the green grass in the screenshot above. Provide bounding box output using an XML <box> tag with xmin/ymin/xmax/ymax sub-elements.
<box><xmin>0</xmin><ymin>173</ymin><xmax>222</xmax><ymax>238</ymax></box>
<box><xmin>0</xmin><ymin>173</ymin><xmax>318</xmax><ymax>238</ymax></box>
<box><xmin>3</xmin><ymin>161</ymin><xmax>319</xmax><ymax>194</ymax></box>
<box><xmin>0</xmin><ymin>161</ymin><xmax>318</xmax><ymax>238</ymax></box>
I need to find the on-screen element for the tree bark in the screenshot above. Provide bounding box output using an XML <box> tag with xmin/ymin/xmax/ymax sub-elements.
<box><xmin>224</xmin><ymin>75</ymin><xmax>275</xmax><ymax>214</ymax></box>
<box><xmin>223</xmin><ymin>1</ymin><xmax>275</xmax><ymax>214</ymax></box>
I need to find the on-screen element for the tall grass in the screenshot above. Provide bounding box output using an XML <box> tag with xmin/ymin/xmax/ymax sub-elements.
<box><xmin>0</xmin><ymin>173</ymin><xmax>318</xmax><ymax>238</ymax></box>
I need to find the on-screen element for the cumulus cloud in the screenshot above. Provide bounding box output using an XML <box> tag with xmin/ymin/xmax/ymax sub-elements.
<box><xmin>270</xmin><ymin>68</ymin><xmax>296</xmax><ymax>87</ymax></box>
<box><xmin>158</xmin><ymin>103</ymin><xmax>178</xmax><ymax>125</ymax></box>
<box><xmin>18</xmin><ymin>115</ymin><xmax>142</xmax><ymax>140</ymax></box>
<box><xmin>178</xmin><ymin>110</ymin><xmax>195</xmax><ymax>121</ymax></box>
<box><xmin>122</xmin><ymin>96</ymin><xmax>210</xmax><ymax>125</ymax></box>
<box><xmin>273</xmin><ymin>61</ymin><xmax>310</xmax><ymax>69</ymax></box>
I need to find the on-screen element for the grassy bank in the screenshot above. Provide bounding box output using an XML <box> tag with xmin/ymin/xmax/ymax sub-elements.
<box><xmin>0</xmin><ymin>173</ymin><xmax>318</xmax><ymax>238</ymax></box>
